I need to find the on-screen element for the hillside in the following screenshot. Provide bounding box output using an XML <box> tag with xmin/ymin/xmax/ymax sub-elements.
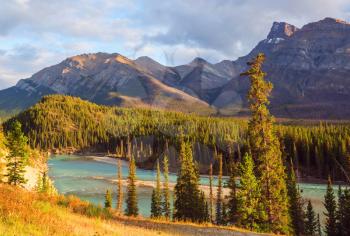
<box><xmin>1</xmin><ymin>18</ymin><xmax>350</xmax><ymax>118</ymax></box>
<box><xmin>0</xmin><ymin>184</ymin><xmax>262</xmax><ymax>236</ymax></box>
<box><xmin>6</xmin><ymin>95</ymin><xmax>350</xmax><ymax>181</ymax></box>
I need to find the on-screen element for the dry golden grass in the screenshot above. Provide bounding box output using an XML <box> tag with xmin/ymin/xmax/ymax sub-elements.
<box><xmin>0</xmin><ymin>184</ymin><xmax>267</xmax><ymax>236</ymax></box>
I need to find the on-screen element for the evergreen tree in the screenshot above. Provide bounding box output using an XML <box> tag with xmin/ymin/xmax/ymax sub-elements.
<box><xmin>305</xmin><ymin>200</ymin><xmax>317</xmax><ymax>236</ymax></box>
<box><xmin>198</xmin><ymin>191</ymin><xmax>209</xmax><ymax>223</ymax></box>
<box><xmin>317</xmin><ymin>214</ymin><xmax>322</xmax><ymax>236</ymax></box>
<box><xmin>216</xmin><ymin>154</ymin><xmax>223</xmax><ymax>224</ymax></box>
<box><xmin>241</xmin><ymin>53</ymin><xmax>290</xmax><ymax>234</ymax></box>
<box><xmin>5</xmin><ymin>120</ymin><xmax>28</xmax><ymax>186</ymax></box>
<box><xmin>222</xmin><ymin>202</ymin><xmax>228</xmax><ymax>225</ymax></box>
<box><xmin>287</xmin><ymin>162</ymin><xmax>305</xmax><ymax>235</ymax></box>
<box><xmin>174</xmin><ymin>142</ymin><xmax>203</xmax><ymax>222</ymax></box>
<box><xmin>227</xmin><ymin>162</ymin><xmax>238</xmax><ymax>224</ymax></box>
<box><xmin>151</xmin><ymin>160</ymin><xmax>162</xmax><ymax>218</ymax></box>
<box><xmin>116</xmin><ymin>159</ymin><xmax>123</xmax><ymax>214</ymax></box>
<box><xmin>236</xmin><ymin>153</ymin><xmax>265</xmax><ymax>231</ymax></box>
<box><xmin>125</xmin><ymin>156</ymin><xmax>138</xmax><ymax>216</ymax></box>
<box><xmin>336</xmin><ymin>185</ymin><xmax>345</xmax><ymax>235</ymax></box>
<box><xmin>337</xmin><ymin>188</ymin><xmax>350</xmax><ymax>235</ymax></box>
<box><xmin>324</xmin><ymin>176</ymin><xmax>337</xmax><ymax>236</ymax></box>
<box><xmin>209</xmin><ymin>163</ymin><xmax>214</xmax><ymax>223</ymax></box>
<box><xmin>105</xmin><ymin>189</ymin><xmax>112</xmax><ymax>208</ymax></box>
<box><xmin>162</xmin><ymin>155</ymin><xmax>171</xmax><ymax>219</ymax></box>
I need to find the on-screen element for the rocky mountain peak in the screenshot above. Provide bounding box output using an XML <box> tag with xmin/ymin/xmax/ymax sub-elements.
<box><xmin>267</xmin><ymin>21</ymin><xmax>299</xmax><ymax>39</ymax></box>
<box><xmin>301</xmin><ymin>17</ymin><xmax>350</xmax><ymax>32</ymax></box>
<box><xmin>190</xmin><ymin>57</ymin><xmax>210</xmax><ymax>66</ymax></box>
<box><xmin>134</xmin><ymin>56</ymin><xmax>163</xmax><ymax>67</ymax></box>
<box><xmin>319</xmin><ymin>17</ymin><xmax>350</xmax><ymax>25</ymax></box>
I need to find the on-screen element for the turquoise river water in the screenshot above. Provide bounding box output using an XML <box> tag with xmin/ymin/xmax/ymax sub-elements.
<box><xmin>48</xmin><ymin>154</ymin><xmax>331</xmax><ymax>222</ymax></box>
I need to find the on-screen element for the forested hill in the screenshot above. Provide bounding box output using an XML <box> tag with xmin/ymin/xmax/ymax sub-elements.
<box><xmin>5</xmin><ymin>95</ymin><xmax>350</xmax><ymax>181</ymax></box>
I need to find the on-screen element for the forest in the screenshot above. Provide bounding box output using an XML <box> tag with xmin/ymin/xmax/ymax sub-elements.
<box><xmin>2</xmin><ymin>53</ymin><xmax>350</xmax><ymax>235</ymax></box>
<box><xmin>4</xmin><ymin>93</ymin><xmax>350</xmax><ymax>182</ymax></box>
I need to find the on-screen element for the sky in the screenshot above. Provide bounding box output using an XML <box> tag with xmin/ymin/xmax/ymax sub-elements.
<box><xmin>0</xmin><ymin>0</ymin><xmax>349</xmax><ymax>89</ymax></box>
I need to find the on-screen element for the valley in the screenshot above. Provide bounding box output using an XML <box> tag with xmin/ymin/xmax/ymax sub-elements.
<box><xmin>1</xmin><ymin>10</ymin><xmax>350</xmax><ymax>235</ymax></box>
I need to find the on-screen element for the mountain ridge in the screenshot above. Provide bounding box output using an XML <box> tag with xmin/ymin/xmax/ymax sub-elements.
<box><xmin>1</xmin><ymin>17</ymin><xmax>350</xmax><ymax>119</ymax></box>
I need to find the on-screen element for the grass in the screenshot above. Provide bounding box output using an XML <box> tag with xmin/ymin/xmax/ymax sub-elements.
<box><xmin>0</xmin><ymin>184</ymin><xmax>267</xmax><ymax>236</ymax></box>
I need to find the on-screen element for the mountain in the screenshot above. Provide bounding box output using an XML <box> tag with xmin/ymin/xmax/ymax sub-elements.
<box><xmin>1</xmin><ymin>17</ymin><xmax>350</xmax><ymax>119</ymax></box>
<box><xmin>0</xmin><ymin>53</ymin><xmax>214</xmax><ymax>115</ymax></box>
<box><xmin>217</xmin><ymin>18</ymin><xmax>350</xmax><ymax>118</ymax></box>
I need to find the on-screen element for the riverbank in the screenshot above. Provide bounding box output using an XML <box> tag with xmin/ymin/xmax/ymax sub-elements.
<box><xmin>82</xmin><ymin>154</ymin><xmax>348</xmax><ymax>185</ymax></box>
<box><xmin>83</xmin><ymin>155</ymin><xmax>231</xmax><ymax>198</ymax></box>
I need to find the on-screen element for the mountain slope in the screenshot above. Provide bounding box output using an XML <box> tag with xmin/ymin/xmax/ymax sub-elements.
<box><xmin>1</xmin><ymin>18</ymin><xmax>350</xmax><ymax>118</ymax></box>
<box><xmin>0</xmin><ymin>53</ymin><xmax>214</xmax><ymax>115</ymax></box>
<box><xmin>216</xmin><ymin>18</ymin><xmax>350</xmax><ymax>118</ymax></box>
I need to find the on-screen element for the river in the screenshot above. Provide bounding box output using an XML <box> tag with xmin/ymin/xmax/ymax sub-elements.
<box><xmin>48</xmin><ymin>154</ymin><xmax>331</xmax><ymax>223</ymax></box>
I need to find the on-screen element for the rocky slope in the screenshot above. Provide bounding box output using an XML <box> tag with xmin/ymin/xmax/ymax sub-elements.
<box><xmin>0</xmin><ymin>53</ymin><xmax>214</xmax><ymax>115</ymax></box>
<box><xmin>217</xmin><ymin>17</ymin><xmax>350</xmax><ymax>118</ymax></box>
<box><xmin>1</xmin><ymin>17</ymin><xmax>350</xmax><ymax>119</ymax></box>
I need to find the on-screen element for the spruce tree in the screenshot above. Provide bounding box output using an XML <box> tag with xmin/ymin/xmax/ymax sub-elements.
<box><xmin>305</xmin><ymin>200</ymin><xmax>317</xmax><ymax>236</ymax></box>
<box><xmin>209</xmin><ymin>163</ymin><xmax>214</xmax><ymax>223</ymax></box>
<box><xmin>241</xmin><ymin>53</ymin><xmax>290</xmax><ymax>233</ymax></box>
<box><xmin>174</xmin><ymin>142</ymin><xmax>202</xmax><ymax>222</ymax></box>
<box><xmin>5</xmin><ymin>120</ymin><xmax>28</xmax><ymax>186</ymax></box>
<box><xmin>162</xmin><ymin>155</ymin><xmax>171</xmax><ymax>219</ymax></box>
<box><xmin>317</xmin><ymin>214</ymin><xmax>322</xmax><ymax>236</ymax></box>
<box><xmin>227</xmin><ymin>162</ymin><xmax>238</xmax><ymax>224</ymax></box>
<box><xmin>198</xmin><ymin>191</ymin><xmax>209</xmax><ymax>223</ymax></box>
<box><xmin>125</xmin><ymin>156</ymin><xmax>138</xmax><ymax>216</ymax></box>
<box><xmin>41</xmin><ymin>171</ymin><xmax>48</xmax><ymax>193</ymax></box>
<box><xmin>216</xmin><ymin>154</ymin><xmax>223</xmax><ymax>225</ymax></box>
<box><xmin>337</xmin><ymin>188</ymin><xmax>350</xmax><ymax>235</ymax></box>
<box><xmin>236</xmin><ymin>153</ymin><xmax>264</xmax><ymax>231</ymax></box>
<box><xmin>151</xmin><ymin>160</ymin><xmax>162</xmax><ymax>218</ymax></box>
<box><xmin>105</xmin><ymin>189</ymin><xmax>112</xmax><ymax>208</ymax></box>
<box><xmin>324</xmin><ymin>176</ymin><xmax>337</xmax><ymax>236</ymax></box>
<box><xmin>116</xmin><ymin>159</ymin><xmax>123</xmax><ymax>214</ymax></box>
<box><xmin>287</xmin><ymin>162</ymin><xmax>305</xmax><ymax>235</ymax></box>
<box><xmin>222</xmin><ymin>202</ymin><xmax>228</xmax><ymax>225</ymax></box>
<box><xmin>336</xmin><ymin>185</ymin><xmax>345</xmax><ymax>235</ymax></box>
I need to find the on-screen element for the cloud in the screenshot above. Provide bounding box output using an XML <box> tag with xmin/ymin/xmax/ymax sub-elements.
<box><xmin>141</xmin><ymin>0</ymin><xmax>350</xmax><ymax>60</ymax></box>
<box><xmin>0</xmin><ymin>0</ymin><xmax>350</xmax><ymax>89</ymax></box>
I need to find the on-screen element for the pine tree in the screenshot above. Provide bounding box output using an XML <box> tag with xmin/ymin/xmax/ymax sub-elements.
<box><xmin>216</xmin><ymin>154</ymin><xmax>223</xmax><ymax>225</ymax></box>
<box><xmin>287</xmin><ymin>162</ymin><xmax>305</xmax><ymax>235</ymax></box>
<box><xmin>337</xmin><ymin>188</ymin><xmax>350</xmax><ymax>235</ymax></box>
<box><xmin>236</xmin><ymin>153</ymin><xmax>265</xmax><ymax>231</ymax></box>
<box><xmin>5</xmin><ymin>120</ymin><xmax>28</xmax><ymax>186</ymax></box>
<box><xmin>227</xmin><ymin>162</ymin><xmax>238</xmax><ymax>224</ymax></box>
<box><xmin>198</xmin><ymin>191</ymin><xmax>209</xmax><ymax>223</ymax></box>
<box><xmin>209</xmin><ymin>163</ymin><xmax>214</xmax><ymax>223</ymax></box>
<box><xmin>105</xmin><ymin>189</ymin><xmax>112</xmax><ymax>208</ymax></box>
<box><xmin>305</xmin><ymin>200</ymin><xmax>317</xmax><ymax>236</ymax></box>
<box><xmin>174</xmin><ymin>142</ymin><xmax>202</xmax><ymax>222</ymax></box>
<box><xmin>222</xmin><ymin>202</ymin><xmax>228</xmax><ymax>225</ymax></box>
<box><xmin>241</xmin><ymin>53</ymin><xmax>290</xmax><ymax>234</ymax></box>
<box><xmin>324</xmin><ymin>176</ymin><xmax>337</xmax><ymax>236</ymax></box>
<box><xmin>116</xmin><ymin>159</ymin><xmax>123</xmax><ymax>214</ymax></box>
<box><xmin>125</xmin><ymin>156</ymin><xmax>138</xmax><ymax>216</ymax></box>
<box><xmin>162</xmin><ymin>155</ymin><xmax>171</xmax><ymax>219</ymax></box>
<box><xmin>336</xmin><ymin>185</ymin><xmax>345</xmax><ymax>235</ymax></box>
<box><xmin>151</xmin><ymin>160</ymin><xmax>162</xmax><ymax>218</ymax></box>
<box><xmin>317</xmin><ymin>214</ymin><xmax>322</xmax><ymax>236</ymax></box>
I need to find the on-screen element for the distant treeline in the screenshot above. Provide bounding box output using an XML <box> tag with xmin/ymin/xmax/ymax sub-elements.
<box><xmin>4</xmin><ymin>95</ymin><xmax>350</xmax><ymax>181</ymax></box>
